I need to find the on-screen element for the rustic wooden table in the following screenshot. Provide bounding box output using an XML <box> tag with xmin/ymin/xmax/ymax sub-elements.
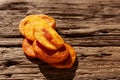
<box><xmin>0</xmin><ymin>0</ymin><xmax>120</xmax><ymax>80</ymax></box>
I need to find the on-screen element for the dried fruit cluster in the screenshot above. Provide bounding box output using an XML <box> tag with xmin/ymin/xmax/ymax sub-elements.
<box><xmin>19</xmin><ymin>14</ymin><xmax>76</xmax><ymax>68</ymax></box>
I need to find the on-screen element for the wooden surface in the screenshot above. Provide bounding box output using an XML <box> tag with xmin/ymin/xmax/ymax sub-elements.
<box><xmin>0</xmin><ymin>0</ymin><xmax>120</xmax><ymax>80</ymax></box>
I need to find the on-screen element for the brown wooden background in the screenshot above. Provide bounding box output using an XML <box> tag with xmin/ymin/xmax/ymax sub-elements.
<box><xmin>0</xmin><ymin>0</ymin><xmax>120</xmax><ymax>80</ymax></box>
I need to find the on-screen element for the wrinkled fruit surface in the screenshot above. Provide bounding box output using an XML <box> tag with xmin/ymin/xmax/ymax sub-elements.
<box><xmin>19</xmin><ymin>14</ymin><xmax>56</xmax><ymax>41</ymax></box>
<box><xmin>49</xmin><ymin>43</ymin><xmax>76</xmax><ymax>68</ymax></box>
<box><xmin>22</xmin><ymin>39</ymin><xmax>36</xmax><ymax>58</ymax></box>
<box><xmin>34</xmin><ymin>23</ymin><xmax>64</xmax><ymax>50</ymax></box>
<box><xmin>19</xmin><ymin>14</ymin><xmax>76</xmax><ymax>68</ymax></box>
<box><xmin>33</xmin><ymin>41</ymin><xmax>69</xmax><ymax>63</ymax></box>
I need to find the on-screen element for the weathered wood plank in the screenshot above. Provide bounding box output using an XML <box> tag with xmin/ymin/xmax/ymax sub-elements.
<box><xmin>0</xmin><ymin>47</ymin><xmax>120</xmax><ymax>80</ymax></box>
<box><xmin>1</xmin><ymin>24</ymin><xmax>120</xmax><ymax>37</ymax></box>
<box><xmin>0</xmin><ymin>38</ymin><xmax>120</xmax><ymax>47</ymax></box>
<box><xmin>0</xmin><ymin>0</ymin><xmax>120</xmax><ymax>80</ymax></box>
<box><xmin>0</xmin><ymin>0</ymin><xmax>120</xmax><ymax>37</ymax></box>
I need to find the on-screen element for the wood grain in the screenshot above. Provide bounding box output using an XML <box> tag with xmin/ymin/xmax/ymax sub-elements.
<box><xmin>0</xmin><ymin>0</ymin><xmax>120</xmax><ymax>80</ymax></box>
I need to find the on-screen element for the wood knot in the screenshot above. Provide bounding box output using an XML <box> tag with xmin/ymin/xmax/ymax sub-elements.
<box><xmin>5</xmin><ymin>73</ymin><xmax>12</xmax><ymax>78</ymax></box>
<box><xmin>2</xmin><ymin>60</ymin><xmax>19</xmax><ymax>68</ymax></box>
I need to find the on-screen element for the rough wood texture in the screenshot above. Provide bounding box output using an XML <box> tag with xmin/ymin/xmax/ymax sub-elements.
<box><xmin>0</xmin><ymin>0</ymin><xmax>120</xmax><ymax>80</ymax></box>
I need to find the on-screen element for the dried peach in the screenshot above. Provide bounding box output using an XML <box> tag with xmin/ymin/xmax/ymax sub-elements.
<box><xmin>19</xmin><ymin>15</ymin><xmax>38</xmax><ymax>36</ymax></box>
<box><xmin>19</xmin><ymin>15</ymin><xmax>40</xmax><ymax>41</ymax></box>
<box><xmin>19</xmin><ymin>14</ymin><xmax>55</xmax><ymax>37</ymax></box>
<box><xmin>39</xmin><ymin>14</ymin><xmax>56</xmax><ymax>29</ymax></box>
<box><xmin>19</xmin><ymin>14</ymin><xmax>76</xmax><ymax>68</ymax></box>
<box><xmin>23</xmin><ymin>23</ymin><xmax>36</xmax><ymax>41</ymax></box>
<box><xmin>50</xmin><ymin>43</ymin><xmax>76</xmax><ymax>68</ymax></box>
<box><xmin>33</xmin><ymin>41</ymin><xmax>69</xmax><ymax>63</ymax></box>
<box><xmin>34</xmin><ymin>22</ymin><xmax>64</xmax><ymax>50</ymax></box>
<box><xmin>23</xmin><ymin>18</ymin><xmax>47</xmax><ymax>41</ymax></box>
<box><xmin>22</xmin><ymin>39</ymin><xmax>36</xmax><ymax>58</ymax></box>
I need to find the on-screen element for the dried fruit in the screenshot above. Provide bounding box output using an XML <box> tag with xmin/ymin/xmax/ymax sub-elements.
<box><xmin>19</xmin><ymin>14</ymin><xmax>76</xmax><ymax>68</ymax></box>
<box><xmin>19</xmin><ymin>15</ymin><xmax>39</xmax><ymax>36</ymax></box>
<box><xmin>19</xmin><ymin>14</ymin><xmax>56</xmax><ymax>41</ymax></box>
<box><xmin>49</xmin><ymin>43</ymin><xmax>76</xmax><ymax>68</ymax></box>
<box><xmin>33</xmin><ymin>41</ymin><xmax>69</xmax><ymax>63</ymax></box>
<box><xmin>39</xmin><ymin>14</ymin><xmax>56</xmax><ymax>29</ymax></box>
<box><xmin>22</xmin><ymin>39</ymin><xmax>36</xmax><ymax>58</ymax></box>
<box><xmin>34</xmin><ymin>23</ymin><xmax>64</xmax><ymax>50</ymax></box>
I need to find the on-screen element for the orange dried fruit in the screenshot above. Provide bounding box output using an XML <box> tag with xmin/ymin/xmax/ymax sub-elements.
<box><xmin>23</xmin><ymin>23</ymin><xmax>36</xmax><ymax>41</ymax></box>
<box><xmin>50</xmin><ymin>43</ymin><xmax>76</xmax><ymax>68</ymax></box>
<box><xmin>19</xmin><ymin>14</ymin><xmax>76</xmax><ymax>68</ymax></box>
<box><xmin>22</xmin><ymin>39</ymin><xmax>36</xmax><ymax>58</ymax></box>
<box><xmin>34</xmin><ymin>22</ymin><xmax>64</xmax><ymax>50</ymax></box>
<box><xmin>23</xmin><ymin>18</ymin><xmax>47</xmax><ymax>41</ymax></box>
<box><xmin>39</xmin><ymin>14</ymin><xmax>56</xmax><ymax>29</ymax></box>
<box><xmin>19</xmin><ymin>15</ymin><xmax>39</xmax><ymax>41</ymax></box>
<box><xmin>19</xmin><ymin>15</ymin><xmax>38</xmax><ymax>36</ymax></box>
<box><xmin>33</xmin><ymin>41</ymin><xmax>69</xmax><ymax>63</ymax></box>
<box><xmin>19</xmin><ymin>14</ymin><xmax>55</xmax><ymax>37</ymax></box>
